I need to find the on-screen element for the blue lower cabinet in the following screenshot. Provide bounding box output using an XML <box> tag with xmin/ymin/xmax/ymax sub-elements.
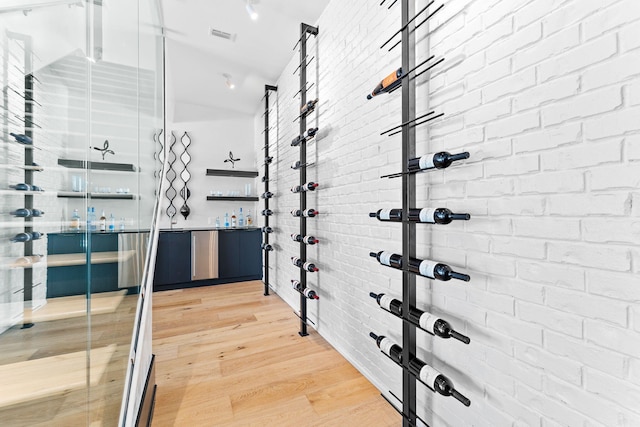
<box><xmin>153</xmin><ymin>231</ymin><xmax>191</xmax><ymax>286</ymax></box>
<box><xmin>218</xmin><ymin>228</ymin><xmax>261</xmax><ymax>278</ymax></box>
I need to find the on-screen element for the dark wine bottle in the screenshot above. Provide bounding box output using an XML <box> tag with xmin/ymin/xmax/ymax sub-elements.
<box><xmin>9</xmin><ymin>183</ymin><xmax>31</xmax><ymax>191</ymax></box>
<box><xmin>31</xmin><ymin>185</ymin><xmax>44</xmax><ymax>192</ymax></box>
<box><xmin>264</xmin><ymin>156</ymin><xmax>273</xmax><ymax>164</ymax></box>
<box><xmin>261</xmin><ymin>226</ymin><xmax>274</xmax><ymax>233</ymax></box>
<box><xmin>369</xmin><ymin>292</ymin><xmax>402</xmax><ymax>317</ymax></box>
<box><xmin>10</xmin><ymin>132</ymin><xmax>32</xmax><ymax>145</ymax></box>
<box><xmin>369</xmin><ymin>332</ymin><xmax>402</xmax><ymax>364</ymax></box>
<box><xmin>369</xmin><ymin>208</ymin><xmax>470</xmax><ymax>224</ymax></box>
<box><xmin>291</xmin><ymin>160</ymin><xmax>302</xmax><ymax>170</ymax></box>
<box><xmin>261</xmin><ymin>243</ymin><xmax>274</xmax><ymax>251</ymax></box>
<box><xmin>31</xmin><ymin>209</ymin><xmax>44</xmax><ymax>217</ymax></box>
<box><xmin>408</xmin><ymin>357</ymin><xmax>471</xmax><ymax>406</ymax></box>
<box><xmin>291</xmin><ymin>127</ymin><xmax>319</xmax><ymax>147</ymax></box>
<box><xmin>370</xmin><ymin>251</ymin><xmax>470</xmax><ymax>282</ymax></box>
<box><xmin>291</xmin><ymin>256</ymin><xmax>319</xmax><ymax>272</ymax></box>
<box><xmin>369</xmin><ymin>251</ymin><xmax>403</xmax><ymax>269</ymax></box>
<box><xmin>292</xmin><ymin>280</ymin><xmax>320</xmax><ymax>300</ymax></box>
<box><xmin>261</xmin><ymin>191</ymin><xmax>275</xmax><ymax>199</ymax></box>
<box><xmin>10</xmin><ymin>208</ymin><xmax>32</xmax><ymax>218</ymax></box>
<box><xmin>290</xmin><ymin>209</ymin><xmax>318</xmax><ymax>218</ymax></box>
<box><xmin>10</xmin><ymin>231</ymin><xmax>42</xmax><ymax>243</ymax></box>
<box><xmin>300</xmin><ymin>99</ymin><xmax>318</xmax><ymax>115</ymax></box>
<box><xmin>408</xmin><ymin>151</ymin><xmax>470</xmax><ymax>173</ymax></box>
<box><xmin>290</xmin><ymin>182</ymin><xmax>319</xmax><ymax>193</ymax></box>
<box><xmin>367</xmin><ymin>67</ymin><xmax>403</xmax><ymax>100</ymax></box>
<box><xmin>291</xmin><ymin>234</ymin><xmax>319</xmax><ymax>245</ymax></box>
<box><xmin>261</xmin><ymin>209</ymin><xmax>274</xmax><ymax>216</ymax></box>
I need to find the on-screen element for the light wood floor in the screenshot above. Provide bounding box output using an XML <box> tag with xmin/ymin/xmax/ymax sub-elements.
<box><xmin>152</xmin><ymin>281</ymin><xmax>399</xmax><ymax>427</ymax></box>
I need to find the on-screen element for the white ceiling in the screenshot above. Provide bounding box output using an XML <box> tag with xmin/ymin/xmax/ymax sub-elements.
<box><xmin>161</xmin><ymin>0</ymin><xmax>331</xmax><ymax>119</ymax></box>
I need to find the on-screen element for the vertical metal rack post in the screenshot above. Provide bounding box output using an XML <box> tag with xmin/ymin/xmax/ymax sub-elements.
<box><xmin>263</xmin><ymin>84</ymin><xmax>277</xmax><ymax>296</ymax></box>
<box><xmin>297</xmin><ymin>22</ymin><xmax>318</xmax><ymax>337</ymax></box>
<box><xmin>400</xmin><ymin>0</ymin><xmax>417</xmax><ymax>424</ymax></box>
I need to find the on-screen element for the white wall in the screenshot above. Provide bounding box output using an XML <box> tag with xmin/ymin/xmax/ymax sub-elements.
<box><xmin>254</xmin><ymin>0</ymin><xmax>640</xmax><ymax>425</ymax></box>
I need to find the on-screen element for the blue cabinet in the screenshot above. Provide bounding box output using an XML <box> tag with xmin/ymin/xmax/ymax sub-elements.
<box><xmin>218</xmin><ymin>228</ymin><xmax>261</xmax><ymax>279</ymax></box>
<box><xmin>153</xmin><ymin>231</ymin><xmax>191</xmax><ymax>286</ymax></box>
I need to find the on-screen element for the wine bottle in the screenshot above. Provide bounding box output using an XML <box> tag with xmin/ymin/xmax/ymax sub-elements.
<box><xmin>99</xmin><ymin>210</ymin><xmax>107</xmax><ymax>232</ymax></box>
<box><xmin>11</xmin><ymin>231</ymin><xmax>42</xmax><ymax>242</ymax></box>
<box><xmin>290</xmin><ymin>182</ymin><xmax>319</xmax><ymax>193</ymax></box>
<box><xmin>291</xmin><ymin>160</ymin><xmax>302</xmax><ymax>170</ymax></box>
<box><xmin>31</xmin><ymin>185</ymin><xmax>43</xmax><ymax>192</ymax></box>
<box><xmin>291</xmin><ymin>127</ymin><xmax>319</xmax><ymax>147</ymax></box>
<box><xmin>9</xmin><ymin>183</ymin><xmax>31</xmax><ymax>191</ymax></box>
<box><xmin>369</xmin><ymin>292</ymin><xmax>470</xmax><ymax>344</ymax></box>
<box><xmin>408</xmin><ymin>151</ymin><xmax>470</xmax><ymax>173</ymax></box>
<box><xmin>409</xmin><ymin>357</ymin><xmax>471</xmax><ymax>406</ymax></box>
<box><xmin>290</xmin><ymin>209</ymin><xmax>318</xmax><ymax>218</ymax></box>
<box><xmin>370</xmin><ymin>251</ymin><xmax>470</xmax><ymax>282</ymax></box>
<box><xmin>291</xmin><ymin>234</ymin><xmax>319</xmax><ymax>245</ymax></box>
<box><xmin>261</xmin><ymin>226</ymin><xmax>274</xmax><ymax>233</ymax></box>
<box><xmin>291</xmin><ymin>256</ymin><xmax>319</xmax><ymax>272</ymax></box>
<box><xmin>10</xmin><ymin>132</ymin><xmax>32</xmax><ymax>145</ymax></box>
<box><xmin>369</xmin><ymin>208</ymin><xmax>470</xmax><ymax>224</ymax></box>
<box><xmin>367</xmin><ymin>67</ymin><xmax>402</xmax><ymax>100</ymax></box>
<box><xmin>261</xmin><ymin>243</ymin><xmax>274</xmax><ymax>251</ymax></box>
<box><xmin>261</xmin><ymin>191</ymin><xmax>274</xmax><ymax>199</ymax></box>
<box><xmin>300</xmin><ymin>98</ymin><xmax>318</xmax><ymax>115</ymax></box>
<box><xmin>264</xmin><ymin>156</ymin><xmax>273</xmax><ymax>164</ymax></box>
<box><xmin>369</xmin><ymin>292</ymin><xmax>402</xmax><ymax>317</ymax></box>
<box><xmin>369</xmin><ymin>332</ymin><xmax>402</xmax><ymax>364</ymax></box>
<box><xmin>31</xmin><ymin>209</ymin><xmax>44</xmax><ymax>217</ymax></box>
<box><xmin>10</xmin><ymin>208</ymin><xmax>32</xmax><ymax>218</ymax></box>
<box><xmin>291</xmin><ymin>280</ymin><xmax>320</xmax><ymax>300</ymax></box>
<box><xmin>261</xmin><ymin>209</ymin><xmax>274</xmax><ymax>216</ymax></box>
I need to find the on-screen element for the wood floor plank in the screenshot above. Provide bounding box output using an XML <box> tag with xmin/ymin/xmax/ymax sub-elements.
<box><xmin>152</xmin><ymin>280</ymin><xmax>399</xmax><ymax>426</ymax></box>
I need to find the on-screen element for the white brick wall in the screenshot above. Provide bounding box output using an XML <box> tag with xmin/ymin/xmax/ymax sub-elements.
<box><xmin>254</xmin><ymin>0</ymin><xmax>640</xmax><ymax>425</ymax></box>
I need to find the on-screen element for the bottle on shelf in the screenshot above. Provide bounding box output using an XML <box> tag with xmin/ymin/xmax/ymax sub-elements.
<box><xmin>215</xmin><ymin>216</ymin><xmax>221</xmax><ymax>228</ymax></box>
<box><xmin>261</xmin><ymin>243</ymin><xmax>274</xmax><ymax>252</ymax></box>
<box><xmin>261</xmin><ymin>191</ymin><xmax>275</xmax><ymax>199</ymax></box>
<box><xmin>369</xmin><ymin>292</ymin><xmax>470</xmax><ymax>344</ymax></box>
<box><xmin>238</xmin><ymin>208</ymin><xmax>244</xmax><ymax>227</ymax></box>
<box><xmin>108</xmin><ymin>214</ymin><xmax>115</xmax><ymax>232</ymax></box>
<box><xmin>264</xmin><ymin>156</ymin><xmax>273</xmax><ymax>164</ymax></box>
<box><xmin>291</xmin><ymin>256</ymin><xmax>319</xmax><ymax>272</ymax></box>
<box><xmin>86</xmin><ymin>207</ymin><xmax>92</xmax><ymax>230</ymax></box>
<box><xmin>231</xmin><ymin>210</ymin><xmax>237</xmax><ymax>227</ymax></box>
<box><xmin>300</xmin><ymin>98</ymin><xmax>318</xmax><ymax>115</ymax></box>
<box><xmin>224</xmin><ymin>212</ymin><xmax>230</xmax><ymax>228</ymax></box>
<box><xmin>291</xmin><ymin>182</ymin><xmax>319</xmax><ymax>193</ymax></box>
<box><xmin>90</xmin><ymin>207</ymin><xmax>97</xmax><ymax>231</ymax></box>
<box><xmin>261</xmin><ymin>209</ymin><xmax>274</xmax><ymax>216</ymax></box>
<box><xmin>369</xmin><ymin>208</ymin><xmax>470</xmax><ymax>224</ymax></box>
<box><xmin>70</xmin><ymin>209</ymin><xmax>81</xmax><ymax>231</ymax></box>
<box><xmin>409</xmin><ymin>357</ymin><xmax>471</xmax><ymax>407</ymax></box>
<box><xmin>10</xmin><ymin>132</ymin><xmax>33</xmax><ymax>145</ymax></box>
<box><xmin>290</xmin><ymin>234</ymin><xmax>319</xmax><ymax>245</ymax></box>
<box><xmin>369</xmin><ymin>332</ymin><xmax>402</xmax><ymax>364</ymax></box>
<box><xmin>119</xmin><ymin>217</ymin><xmax>126</xmax><ymax>231</ymax></box>
<box><xmin>291</xmin><ymin>280</ymin><xmax>319</xmax><ymax>300</ymax></box>
<box><xmin>99</xmin><ymin>210</ymin><xmax>107</xmax><ymax>232</ymax></box>
<box><xmin>291</xmin><ymin>127</ymin><xmax>319</xmax><ymax>147</ymax></box>
<box><xmin>11</xmin><ymin>231</ymin><xmax>43</xmax><ymax>243</ymax></box>
<box><xmin>408</xmin><ymin>151</ymin><xmax>470</xmax><ymax>173</ymax></box>
<box><xmin>290</xmin><ymin>208</ymin><xmax>318</xmax><ymax>218</ymax></box>
<box><xmin>367</xmin><ymin>67</ymin><xmax>403</xmax><ymax>100</ymax></box>
<box><xmin>246</xmin><ymin>211</ymin><xmax>252</xmax><ymax>226</ymax></box>
<box><xmin>261</xmin><ymin>226</ymin><xmax>273</xmax><ymax>233</ymax></box>
<box><xmin>369</xmin><ymin>251</ymin><xmax>470</xmax><ymax>282</ymax></box>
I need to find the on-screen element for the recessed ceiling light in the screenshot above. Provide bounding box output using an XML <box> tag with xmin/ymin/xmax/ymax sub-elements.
<box><xmin>223</xmin><ymin>73</ymin><xmax>235</xmax><ymax>89</ymax></box>
<box><xmin>245</xmin><ymin>1</ymin><xmax>258</xmax><ymax>20</ymax></box>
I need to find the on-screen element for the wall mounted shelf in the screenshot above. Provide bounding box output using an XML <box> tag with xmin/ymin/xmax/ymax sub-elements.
<box><xmin>206</xmin><ymin>169</ymin><xmax>258</xmax><ymax>178</ymax></box>
<box><xmin>57</xmin><ymin>191</ymin><xmax>136</xmax><ymax>200</ymax></box>
<box><xmin>58</xmin><ymin>159</ymin><xmax>137</xmax><ymax>172</ymax></box>
<box><xmin>206</xmin><ymin>196</ymin><xmax>259</xmax><ymax>202</ymax></box>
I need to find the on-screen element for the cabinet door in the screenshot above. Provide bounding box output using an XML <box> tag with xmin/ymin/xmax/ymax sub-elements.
<box><xmin>218</xmin><ymin>230</ymin><xmax>240</xmax><ymax>278</ymax></box>
<box><xmin>153</xmin><ymin>231</ymin><xmax>191</xmax><ymax>286</ymax></box>
<box><xmin>238</xmin><ymin>229</ymin><xmax>262</xmax><ymax>276</ymax></box>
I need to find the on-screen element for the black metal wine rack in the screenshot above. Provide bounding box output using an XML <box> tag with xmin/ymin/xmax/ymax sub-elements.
<box><xmin>294</xmin><ymin>22</ymin><xmax>319</xmax><ymax>337</ymax></box>
<box><xmin>263</xmin><ymin>84</ymin><xmax>277</xmax><ymax>296</ymax></box>
<box><xmin>369</xmin><ymin>1</ymin><xmax>471</xmax><ymax>426</ymax></box>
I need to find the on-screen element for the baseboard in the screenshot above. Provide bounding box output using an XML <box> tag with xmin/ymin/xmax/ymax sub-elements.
<box><xmin>135</xmin><ymin>354</ymin><xmax>156</xmax><ymax>427</ymax></box>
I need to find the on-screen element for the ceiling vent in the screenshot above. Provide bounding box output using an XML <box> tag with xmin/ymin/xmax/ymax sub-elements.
<box><xmin>210</xmin><ymin>28</ymin><xmax>237</xmax><ymax>42</ymax></box>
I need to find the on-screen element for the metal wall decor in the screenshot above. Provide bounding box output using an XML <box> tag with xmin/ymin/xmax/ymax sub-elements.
<box><xmin>223</xmin><ymin>151</ymin><xmax>240</xmax><ymax>168</ymax></box>
<box><xmin>179</xmin><ymin>131</ymin><xmax>192</xmax><ymax>219</ymax></box>
<box><xmin>92</xmin><ymin>139</ymin><xmax>115</xmax><ymax>160</ymax></box>
<box><xmin>165</xmin><ymin>131</ymin><xmax>177</xmax><ymax>219</ymax></box>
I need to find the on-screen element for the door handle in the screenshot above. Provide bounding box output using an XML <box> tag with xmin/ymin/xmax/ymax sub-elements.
<box><xmin>192</xmin><ymin>234</ymin><xmax>196</xmax><ymax>278</ymax></box>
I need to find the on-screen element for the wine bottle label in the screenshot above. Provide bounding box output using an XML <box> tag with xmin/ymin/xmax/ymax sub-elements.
<box><xmin>419</xmin><ymin>312</ymin><xmax>438</xmax><ymax>332</ymax></box>
<box><xmin>379</xmin><ymin>295</ymin><xmax>395</xmax><ymax>312</ymax></box>
<box><xmin>379</xmin><ymin>337</ymin><xmax>394</xmax><ymax>357</ymax></box>
<box><xmin>379</xmin><ymin>209</ymin><xmax>392</xmax><ymax>220</ymax></box>
<box><xmin>379</xmin><ymin>251</ymin><xmax>393</xmax><ymax>266</ymax></box>
<box><xmin>419</xmin><ymin>208</ymin><xmax>436</xmax><ymax>223</ymax></box>
<box><xmin>419</xmin><ymin>364</ymin><xmax>441</xmax><ymax>388</ymax></box>
<box><xmin>419</xmin><ymin>154</ymin><xmax>435</xmax><ymax>170</ymax></box>
<box><xmin>419</xmin><ymin>260</ymin><xmax>436</xmax><ymax>278</ymax></box>
<box><xmin>292</xmin><ymin>257</ymin><xmax>300</xmax><ymax>266</ymax></box>
<box><xmin>303</xmin><ymin>289</ymin><xmax>314</xmax><ymax>298</ymax></box>
<box><xmin>303</xmin><ymin>236</ymin><xmax>316</xmax><ymax>244</ymax></box>
<box><xmin>303</xmin><ymin>262</ymin><xmax>315</xmax><ymax>271</ymax></box>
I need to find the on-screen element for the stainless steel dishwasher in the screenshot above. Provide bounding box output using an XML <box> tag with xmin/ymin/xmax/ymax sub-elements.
<box><xmin>191</xmin><ymin>230</ymin><xmax>219</xmax><ymax>280</ymax></box>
